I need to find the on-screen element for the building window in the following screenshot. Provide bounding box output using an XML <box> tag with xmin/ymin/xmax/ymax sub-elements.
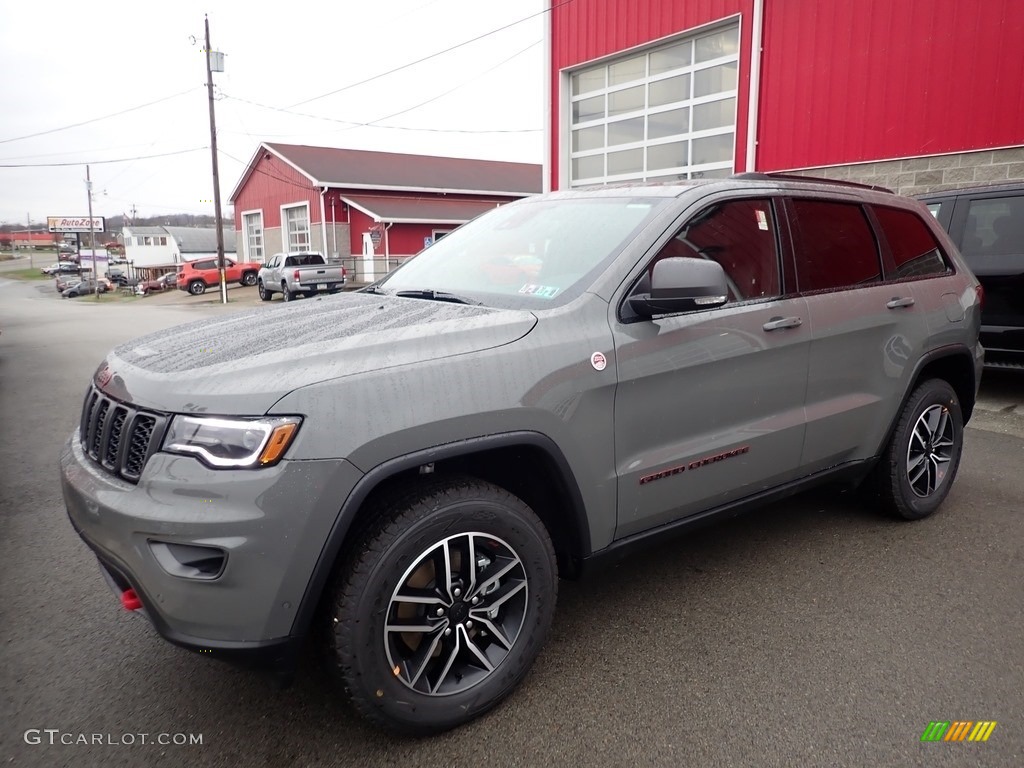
<box><xmin>283</xmin><ymin>203</ymin><xmax>310</xmax><ymax>252</ymax></box>
<box><xmin>243</xmin><ymin>211</ymin><xmax>264</xmax><ymax>262</ymax></box>
<box><xmin>567</xmin><ymin>23</ymin><xmax>739</xmax><ymax>186</ymax></box>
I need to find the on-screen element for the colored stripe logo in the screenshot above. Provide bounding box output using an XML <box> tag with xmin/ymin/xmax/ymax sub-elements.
<box><xmin>921</xmin><ymin>721</ymin><xmax>997</xmax><ymax>742</ymax></box>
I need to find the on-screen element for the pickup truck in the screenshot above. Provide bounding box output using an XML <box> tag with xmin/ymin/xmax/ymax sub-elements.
<box><xmin>257</xmin><ymin>252</ymin><xmax>347</xmax><ymax>302</ymax></box>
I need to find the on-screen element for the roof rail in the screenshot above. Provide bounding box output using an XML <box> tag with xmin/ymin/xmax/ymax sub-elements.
<box><xmin>731</xmin><ymin>172</ymin><xmax>894</xmax><ymax>194</ymax></box>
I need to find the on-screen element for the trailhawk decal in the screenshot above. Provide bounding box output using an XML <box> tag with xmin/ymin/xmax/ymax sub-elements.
<box><xmin>639</xmin><ymin>446</ymin><xmax>751</xmax><ymax>485</ymax></box>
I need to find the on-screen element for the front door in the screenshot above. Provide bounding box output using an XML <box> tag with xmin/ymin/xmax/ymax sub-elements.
<box><xmin>612</xmin><ymin>197</ymin><xmax>811</xmax><ymax>538</ymax></box>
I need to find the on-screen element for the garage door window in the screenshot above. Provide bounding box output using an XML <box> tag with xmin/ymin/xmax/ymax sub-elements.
<box><xmin>568</xmin><ymin>23</ymin><xmax>739</xmax><ymax>186</ymax></box>
<box><xmin>243</xmin><ymin>211</ymin><xmax>264</xmax><ymax>263</ymax></box>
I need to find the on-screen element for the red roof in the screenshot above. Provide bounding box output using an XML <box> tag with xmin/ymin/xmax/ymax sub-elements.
<box><xmin>341</xmin><ymin>195</ymin><xmax>508</xmax><ymax>224</ymax></box>
<box><xmin>230</xmin><ymin>143</ymin><xmax>541</xmax><ymax>201</ymax></box>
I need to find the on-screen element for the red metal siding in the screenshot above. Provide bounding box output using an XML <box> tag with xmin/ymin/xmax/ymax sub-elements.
<box><xmin>758</xmin><ymin>0</ymin><xmax>1024</xmax><ymax>169</ymax></box>
<box><xmin>549</xmin><ymin>0</ymin><xmax>753</xmax><ymax>189</ymax></box>
<box><xmin>231</xmin><ymin>154</ymin><xmax>320</xmax><ymax>229</ymax></box>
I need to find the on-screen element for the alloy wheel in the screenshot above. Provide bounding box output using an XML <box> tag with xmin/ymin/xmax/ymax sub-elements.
<box><xmin>384</xmin><ymin>532</ymin><xmax>528</xmax><ymax>696</ymax></box>
<box><xmin>906</xmin><ymin>404</ymin><xmax>955</xmax><ymax>497</ymax></box>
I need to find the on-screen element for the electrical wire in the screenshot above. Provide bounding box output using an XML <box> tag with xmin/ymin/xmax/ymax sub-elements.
<box><xmin>0</xmin><ymin>147</ymin><xmax>207</xmax><ymax>168</ymax></box>
<box><xmin>287</xmin><ymin>0</ymin><xmax>577</xmax><ymax>108</ymax></box>
<box><xmin>0</xmin><ymin>88</ymin><xmax>201</xmax><ymax>145</ymax></box>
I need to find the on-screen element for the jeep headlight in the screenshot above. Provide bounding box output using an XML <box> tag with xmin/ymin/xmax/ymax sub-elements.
<box><xmin>162</xmin><ymin>415</ymin><xmax>301</xmax><ymax>468</ymax></box>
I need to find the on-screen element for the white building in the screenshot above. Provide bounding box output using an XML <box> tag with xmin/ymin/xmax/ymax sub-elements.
<box><xmin>123</xmin><ymin>225</ymin><xmax>235</xmax><ymax>273</ymax></box>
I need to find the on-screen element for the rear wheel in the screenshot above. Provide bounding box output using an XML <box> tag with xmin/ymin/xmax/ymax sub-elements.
<box><xmin>325</xmin><ymin>478</ymin><xmax>557</xmax><ymax>735</ymax></box>
<box><xmin>188</xmin><ymin>281</ymin><xmax>206</xmax><ymax>296</ymax></box>
<box><xmin>871</xmin><ymin>378</ymin><xmax>963</xmax><ymax>520</ymax></box>
<box><xmin>241</xmin><ymin>271</ymin><xmax>257</xmax><ymax>286</ymax></box>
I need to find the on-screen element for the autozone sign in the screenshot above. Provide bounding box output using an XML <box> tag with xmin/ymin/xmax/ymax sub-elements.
<box><xmin>47</xmin><ymin>216</ymin><xmax>105</xmax><ymax>233</ymax></box>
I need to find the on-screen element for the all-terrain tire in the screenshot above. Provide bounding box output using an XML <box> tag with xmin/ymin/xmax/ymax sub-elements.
<box><xmin>871</xmin><ymin>378</ymin><xmax>964</xmax><ymax>520</ymax></box>
<box><xmin>325</xmin><ymin>477</ymin><xmax>557</xmax><ymax>735</ymax></box>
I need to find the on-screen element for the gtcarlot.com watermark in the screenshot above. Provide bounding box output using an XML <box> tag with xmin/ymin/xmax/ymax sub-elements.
<box><xmin>24</xmin><ymin>729</ymin><xmax>203</xmax><ymax>746</ymax></box>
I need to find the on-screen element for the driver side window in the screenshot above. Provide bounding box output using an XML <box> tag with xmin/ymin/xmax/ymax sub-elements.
<box><xmin>650</xmin><ymin>198</ymin><xmax>781</xmax><ymax>302</ymax></box>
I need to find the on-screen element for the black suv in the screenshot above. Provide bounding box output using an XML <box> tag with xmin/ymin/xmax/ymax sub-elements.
<box><xmin>918</xmin><ymin>182</ymin><xmax>1024</xmax><ymax>367</ymax></box>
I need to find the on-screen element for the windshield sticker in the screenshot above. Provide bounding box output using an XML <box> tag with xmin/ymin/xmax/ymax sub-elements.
<box><xmin>518</xmin><ymin>284</ymin><xmax>560</xmax><ymax>299</ymax></box>
<box><xmin>756</xmin><ymin>209</ymin><xmax>769</xmax><ymax>230</ymax></box>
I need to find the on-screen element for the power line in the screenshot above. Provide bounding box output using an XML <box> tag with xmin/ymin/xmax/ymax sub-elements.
<box><xmin>0</xmin><ymin>88</ymin><xmax>201</xmax><ymax>146</ymax></box>
<box><xmin>0</xmin><ymin>147</ymin><xmax>207</xmax><ymax>168</ymax></box>
<box><xmin>339</xmin><ymin>39</ymin><xmax>542</xmax><ymax>130</ymax></box>
<box><xmin>287</xmin><ymin>0</ymin><xmax>577</xmax><ymax>108</ymax></box>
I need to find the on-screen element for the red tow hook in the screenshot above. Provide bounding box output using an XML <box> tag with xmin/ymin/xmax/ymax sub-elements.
<box><xmin>121</xmin><ymin>588</ymin><xmax>143</xmax><ymax>611</ymax></box>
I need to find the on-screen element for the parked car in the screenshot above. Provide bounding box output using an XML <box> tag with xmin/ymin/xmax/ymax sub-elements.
<box><xmin>62</xmin><ymin>175</ymin><xmax>982</xmax><ymax>736</ymax></box>
<box><xmin>135</xmin><ymin>273</ymin><xmax>177</xmax><ymax>295</ymax></box>
<box><xmin>55</xmin><ymin>273</ymin><xmax>80</xmax><ymax>292</ymax></box>
<box><xmin>917</xmin><ymin>182</ymin><xmax>1024</xmax><ymax>367</ymax></box>
<box><xmin>176</xmin><ymin>257</ymin><xmax>260</xmax><ymax>295</ymax></box>
<box><xmin>42</xmin><ymin>262</ymin><xmax>79</xmax><ymax>275</ymax></box>
<box><xmin>106</xmin><ymin>269</ymin><xmax>130</xmax><ymax>287</ymax></box>
<box><xmin>257</xmin><ymin>252</ymin><xmax>347</xmax><ymax>301</ymax></box>
<box><xmin>61</xmin><ymin>280</ymin><xmax>108</xmax><ymax>298</ymax></box>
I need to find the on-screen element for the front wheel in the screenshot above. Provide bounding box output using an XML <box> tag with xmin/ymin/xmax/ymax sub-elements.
<box><xmin>871</xmin><ymin>378</ymin><xmax>964</xmax><ymax>520</ymax></box>
<box><xmin>326</xmin><ymin>478</ymin><xmax>557</xmax><ymax>735</ymax></box>
<box><xmin>257</xmin><ymin>281</ymin><xmax>271</xmax><ymax>301</ymax></box>
<box><xmin>188</xmin><ymin>281</ymin><xmax>206</xmax><ymax>296</ymax></box>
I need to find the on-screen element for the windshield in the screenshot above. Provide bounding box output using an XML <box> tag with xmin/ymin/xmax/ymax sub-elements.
<box><xmin>378</xmin><ymin>196</ymin><xmax>666</xmax><ymax>308</ymax></box>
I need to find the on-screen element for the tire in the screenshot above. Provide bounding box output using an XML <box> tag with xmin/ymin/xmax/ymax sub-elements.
<box><xmin>282</xmin><ymin>282</ymin><xmax>293</xmax><ymax>302</ymax></box>
<box><xmin>188</xmin><ymin>281</ymin><xmax>206</xmax><ymax>296</ymax></box>
<box><xmin>871</xmin><ymin>378</ymin><xmax>964</xmax><ymax>520</ymax></box>
<box><xmin>241</xmin><ymin>271</ymin><xmax>257</xmax><ymax>286</ymax></box>
<box><xmin>325</xmin><ymin>477</ymin><xmax>557</xmax><ymax>735</ymax></box>
<box><xmin>258</xmin><ymin>281</ymin><xmax>271</xmax><ymax>301</ymax></box>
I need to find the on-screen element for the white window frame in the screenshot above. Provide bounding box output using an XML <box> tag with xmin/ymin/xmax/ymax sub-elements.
<box><xmin>432</xmin><ymin>229</ymin><xmax>453</xmax><ymax>242</ymax></box>
<box><xmin>242</xmin><ymin>209</ymin><xmax>265</xmax><ymax>262</ymax></box>
<box><xmin>564</xmin><ymin>19</ymin><xmax>740</xmax><ymax>188</ymax></box>
<box><xmin>281</xmin><ymin>202</ymin><xmax>311</xmax><ymax>253</ymax></box>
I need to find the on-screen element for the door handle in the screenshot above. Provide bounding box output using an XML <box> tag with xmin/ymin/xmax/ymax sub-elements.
<box><xmin>762</xmin><ymin>316</ymin><xmax>802</xmax><ymax>331</ymax></box>
<box><xmin>886</xmin><ymin>296</ymin><xmax>916</xmax><ymax>309</ymax></box>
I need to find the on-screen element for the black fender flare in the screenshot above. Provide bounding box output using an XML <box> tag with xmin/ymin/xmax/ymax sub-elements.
<box><xmin>289</xmin><ymin>431</ymin><xmax>591</xmax><ymax>639</ymax></box>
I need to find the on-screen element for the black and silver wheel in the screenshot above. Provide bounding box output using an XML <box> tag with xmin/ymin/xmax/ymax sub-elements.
<box><xmin>282</xmin><ymin>282</ymin><xmax>293</xmax><ymax>302</ymax></box>
<box><xmin>257</xmin><ymin>281</ymin><xmax>271</xmax><ymax>301</ymax></box>
<box><xmin>326</xmin><ymin>478</ymin><xmax>557</xmax><ymax>735</ymax></box>
<box><xmin>188</xmin><ymin>280</ymin><xmax>206</xmax><ymax>295</ymax></box>
<box><xmin>241</xmin><ymin>271</ymin><xmax>257</xmax><ymax>286</ymax></box>
<box><xmin>872</xmin><ymin>378</ymin><xmax>963</xmax><ymax>520</ymax></box>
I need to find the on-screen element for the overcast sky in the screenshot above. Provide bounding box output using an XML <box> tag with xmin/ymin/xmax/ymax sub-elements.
<box><xmin>0</xmin><ymin>0</ymin><xmax>545</xmax><ymax>226</ymax></box>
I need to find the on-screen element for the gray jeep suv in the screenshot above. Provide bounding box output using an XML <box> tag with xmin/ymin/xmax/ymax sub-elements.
<box><xmin>61</xmin><ymin>175</ymin><xmax>983</xmax><ymax>735</ymax></box>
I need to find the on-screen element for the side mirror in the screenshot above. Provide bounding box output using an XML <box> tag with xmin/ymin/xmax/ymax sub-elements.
<box><xmin>628</xmin><ymin>257</ymin><xmax>729</xmax><ymax>318</ymax></box>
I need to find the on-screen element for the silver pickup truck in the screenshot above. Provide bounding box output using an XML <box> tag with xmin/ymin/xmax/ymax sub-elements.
<box><xmin>257</xmin><ymin>251</ymin><xmax>347</xmax><ymax>302</ymax></box>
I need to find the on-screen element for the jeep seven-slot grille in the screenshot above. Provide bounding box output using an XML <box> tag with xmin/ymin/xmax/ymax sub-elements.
<box><xmin>80</xmin><ymin>386</ymin><xmax>167</xmax><ymax>483</ymax></box>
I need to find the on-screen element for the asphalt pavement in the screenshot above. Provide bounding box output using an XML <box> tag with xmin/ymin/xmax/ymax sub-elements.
<box><xmin>1</xmin><ymin>273</ymin><xmax>1022</xmax><ymax>768</ymax></box>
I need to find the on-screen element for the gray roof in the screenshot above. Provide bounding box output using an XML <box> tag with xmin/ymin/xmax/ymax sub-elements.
<box><xmin>162</xmin><ymin>226</ymin><xmax>235</xmax><ymax>253</ymax></box>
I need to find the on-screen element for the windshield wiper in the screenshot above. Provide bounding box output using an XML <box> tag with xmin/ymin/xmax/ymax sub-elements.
<box><xmin>394</xmin><ymin>289</ymin><xmax>480</xmax><ymax>305</ymax></box>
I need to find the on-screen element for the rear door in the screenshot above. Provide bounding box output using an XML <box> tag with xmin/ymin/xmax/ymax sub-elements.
<box><xmin>612</xmin><ymin>195</ymin><xmax>811</xmax><ymax>538</ymax></box>
<box><xmin>783</xmin><ymin>197</ymin><xmax>931</xmax><ymax>471</ymax></box>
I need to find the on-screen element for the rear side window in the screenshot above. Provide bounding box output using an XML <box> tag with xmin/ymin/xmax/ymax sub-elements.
<box><xmin>788</xmin><ymin>200</ymin><xmax>881</xmax><ymax>292</ymax></box>
<box><xmin>961</xmin><ymin>196</ymin><xmax>1024</xmax><ymax>270</ymax></box>
<box><xmin>872</xmin><ymin>205</ymin><xmax>949</xmax><ymax>279</ymax></box>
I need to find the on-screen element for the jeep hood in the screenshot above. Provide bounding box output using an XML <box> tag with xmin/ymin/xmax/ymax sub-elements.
<box><xmin>96</xmin><ymin>293</ymin><xmax>537</xmax><ymax>414</ymax></box>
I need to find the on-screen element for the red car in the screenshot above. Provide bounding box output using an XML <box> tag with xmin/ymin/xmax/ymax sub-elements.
<box><xmin>176</xmin><ymin>257</ymin><xmax>260</xmax><ymax>295</ymax></box>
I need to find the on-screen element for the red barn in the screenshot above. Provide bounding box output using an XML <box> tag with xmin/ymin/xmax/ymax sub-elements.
<box><xmin>228</xmin><ymin>143</ymin><xmax>541</xmax><ymax>283</ymax></box>
<box><xmin>546</xmin><ymin>0</ymin><xmax>1024</xmax><ymax>194</ymax></box>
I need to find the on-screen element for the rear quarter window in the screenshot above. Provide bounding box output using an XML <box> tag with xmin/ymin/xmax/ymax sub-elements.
<box><xmin>960</xmin><ymin>195</ymin><xmax>1024</xmax><ymax>273</ymax></box>
<box><xmin>872</xmin><ymin>205</ymin><xmax>950</xmax><ymax>279</ymax></box>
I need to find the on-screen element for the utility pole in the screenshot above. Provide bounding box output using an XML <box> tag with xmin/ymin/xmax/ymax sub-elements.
<box><xmin>86</xmin><ymin>165</ymin><xmax>99</xmax><ymax>300</ymax></box>
<box><xmin>204</xmin><ymin>15</ymin><xmax>227</xmax><ymax>304</ymax></box>
<box><xmin>27</xmin><ymin>212</ymin><xmax>34</xmax><ymax>270</ymax></box>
